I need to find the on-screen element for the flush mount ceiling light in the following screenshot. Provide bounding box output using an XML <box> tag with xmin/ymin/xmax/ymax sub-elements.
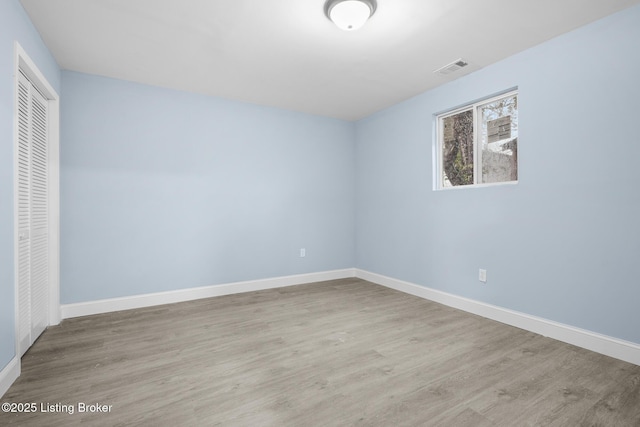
<box><xmin>324</xmin><ymin>0</ymin><xmax>377</xmax><ymax>31</ymax></box>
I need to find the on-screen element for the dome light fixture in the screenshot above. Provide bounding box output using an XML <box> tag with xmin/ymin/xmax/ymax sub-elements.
<box><xmin>324</xmin><ymin>0</ymin><xmax>377</xmax><ymax>31</ymax></box>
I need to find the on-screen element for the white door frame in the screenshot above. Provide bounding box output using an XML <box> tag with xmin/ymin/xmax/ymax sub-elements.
<box><xmin>13</xmin><ymin>42</ymin><xmax>60</xmax><ymax>361</ymax></box>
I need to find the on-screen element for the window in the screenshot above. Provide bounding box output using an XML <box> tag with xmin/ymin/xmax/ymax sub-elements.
<box><xmin>436</xmin><ymin>90</ymin><xmax>518</xmax><ymax>189</ymax></box>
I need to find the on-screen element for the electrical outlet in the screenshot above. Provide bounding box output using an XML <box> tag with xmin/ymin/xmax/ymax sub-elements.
<box><xmin>300</xmin><ymin>248</ymin><xmax>306</xmax><ymax>258</ymax></box>
<box><xmin>479</xmin><ymin>269</ymin><xmax>487</xmax><ymax>283</ymax></box>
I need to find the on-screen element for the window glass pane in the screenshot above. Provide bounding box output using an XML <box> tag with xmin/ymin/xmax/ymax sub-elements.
<box><xmin>441</xmin><ymin>109</ymin><xmax>474</xmax><ymax>187</ymax></box>
<box><xmin>480</xmin><ymin>95</ymin><xmax>518</xmax><ymax>183</ymax></box>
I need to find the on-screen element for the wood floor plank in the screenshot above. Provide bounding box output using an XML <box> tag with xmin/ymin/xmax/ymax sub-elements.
<box><xmin>1</xmin><ymin>278</ymin><xmax>639</xmax><ymax>426</ymax></box>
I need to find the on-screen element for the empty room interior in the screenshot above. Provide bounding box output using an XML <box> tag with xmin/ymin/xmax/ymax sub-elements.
<box><xmin>1</xmin><ymin>0</ymin><xmax>640</xmax><ymax>425</ymax></box>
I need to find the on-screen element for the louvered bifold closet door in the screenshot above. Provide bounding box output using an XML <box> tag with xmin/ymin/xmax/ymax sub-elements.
<box><xmin>17</xmin><ymin>71</ymin><xmax>49</xmax><ymax>356</ymax></box>
<box><xmin>29</xmin><ymin>79</ymin><xmax>49</xmax><ymax>342</ymax></box>
<box><xmin>17</xmin><ymin>72</ymin><xmax>32</xmax><ymax>355</ymax></box>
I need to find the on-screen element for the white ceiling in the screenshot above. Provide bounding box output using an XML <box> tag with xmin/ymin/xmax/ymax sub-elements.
<box><xmin>20</xmin><ymin>0</ymin><xmax>640</xmax><ymax>121</ymax></box>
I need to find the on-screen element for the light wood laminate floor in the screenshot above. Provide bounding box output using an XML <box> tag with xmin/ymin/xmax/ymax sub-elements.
<box><xmin>1</xmin><ymin>278</ymin><xmax>639</xmax><ymax>426</ymax></box>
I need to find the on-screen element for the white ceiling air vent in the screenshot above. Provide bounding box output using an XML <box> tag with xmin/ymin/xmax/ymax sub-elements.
<box><xmin>434</xmin><ymin>58</ymin><xmax>469</xmax><ymax>75</ymax></box>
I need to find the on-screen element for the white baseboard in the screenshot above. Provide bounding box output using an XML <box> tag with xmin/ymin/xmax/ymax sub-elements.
<box><xmin>355</xmin><ymin>269</ymin><xmax>640</xmax><ymax>366</ymax></box>
<box><xmin>61</xmin><ymin>269</ymin><xmax>356</xmax><ymax>319</ymax></box>
<box><xmin>0</xmin><ymin>357</ymin><xmax>20</xmax><ymax>399</ymax></box>
<box><xmin>58</xmin><ymin>267</ymin><xmax>640</xmax><ymax>366</ymax></box>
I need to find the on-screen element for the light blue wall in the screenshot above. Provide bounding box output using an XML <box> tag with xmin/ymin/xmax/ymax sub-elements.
<box><xmin>355</xmin><ymin>5</ymin><xmax>640</xmax><ymax>344</ymax></box>
<box><xmin>60</xmin><ymin>71</ymin><xmax>356</xmax><ymax>303</ymax></box>
<box><xmin>0</xmin><ymin>1</ymin><xmax>60</xmax><ymax>371</ymax></box>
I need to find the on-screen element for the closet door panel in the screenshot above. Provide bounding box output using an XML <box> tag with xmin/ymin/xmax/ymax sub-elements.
<box><xmin>17</xmin><ymin>73</ymin><xmax>32</xmax><ymax>356</ymax></box>
<box><xmin>29</xmin><ymin>87</ymin><xmax>49</xmax><ymax>340</ymax></box>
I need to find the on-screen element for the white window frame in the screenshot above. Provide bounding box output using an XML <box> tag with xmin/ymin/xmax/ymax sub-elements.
<box><xmin>434</xmin><ymin>89</ymin><xmax>518</xmax><ymax>190</ymax></box>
